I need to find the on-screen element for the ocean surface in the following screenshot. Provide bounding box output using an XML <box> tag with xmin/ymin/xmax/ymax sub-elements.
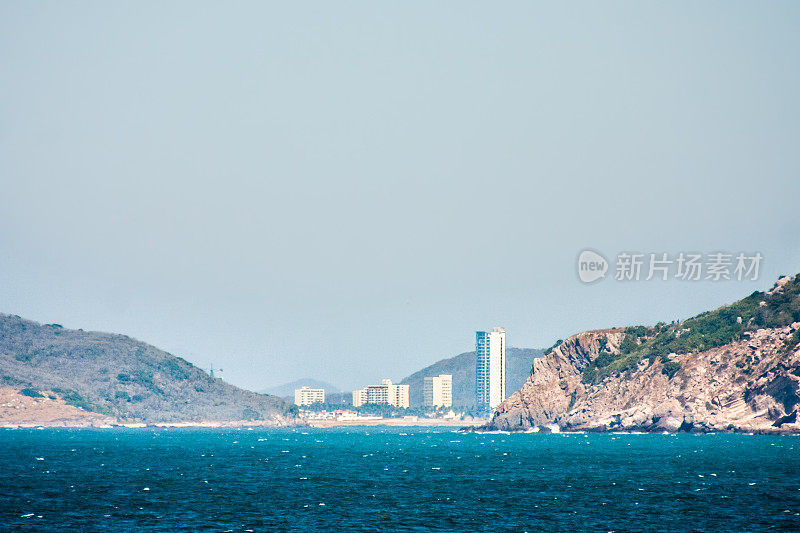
<box><xmin>1</xmin><ymin>427</ymin><xmax>799</xmax><ymax>532</ymax></box>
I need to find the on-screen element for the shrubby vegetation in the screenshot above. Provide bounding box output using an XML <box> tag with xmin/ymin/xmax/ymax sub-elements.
<box><xmin>52</xmin><ymin>387</ymin><xmax>114</xmax><ymax>416</ymax></box>
<box><xmin>582</xmin><ymin>274</ymin><xmax>800</xmax><ymax>384</ymax></box>
<box><xmin>241</xmin><ymin>407</ymin><xmax>262</xmax><ymax>420</ymax></box>
<box><xmin>543</xmin><ymin>339</ymin><xmax>563</xmax><ymax>356</ymax></box>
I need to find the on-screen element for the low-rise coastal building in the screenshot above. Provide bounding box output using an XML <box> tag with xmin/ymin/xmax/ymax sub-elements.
<box><xmin>423</xmin><ymin>374</ymin><xmax>453</xmax><ymax>408</ymax></box>
<box><xmin>294</xmin><ymin>386</ymin><xmax>325</xmax><ymax>406</ymax></box>
<box><xmin>352</xmin><ymin>379</ymin><xmax>409</xmax><ymax>408</ymax></box>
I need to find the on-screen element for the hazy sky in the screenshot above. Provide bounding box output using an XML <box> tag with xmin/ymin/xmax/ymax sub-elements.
<box><xmin>1</xmin><ymin>2</ymin><xmax>799</xmax><ymax>392</ymax></box>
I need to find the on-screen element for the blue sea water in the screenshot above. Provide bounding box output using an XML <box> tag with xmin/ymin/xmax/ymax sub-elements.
<box><xmin>1</xmin><ymin>427</ymin><xmax>799</xmax><ymax>532</ymax></box>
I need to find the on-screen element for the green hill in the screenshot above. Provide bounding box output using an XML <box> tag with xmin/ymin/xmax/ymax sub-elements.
<box><xmin>0</xmin><ymin>314</ymin><xmax>294</xmax><ymax>423</ymax></box>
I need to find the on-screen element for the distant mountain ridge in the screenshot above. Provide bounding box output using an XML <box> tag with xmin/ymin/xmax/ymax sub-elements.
<box><xmin>401</xmin><ymin>347</ymin><xmax>544</xmax><ymax>407</ymax></box>
<box><xmin>260</xmin><ymin>378</ymin><xmax>341</xmax><ymax>397</ymax></box>
<box><xmin>0</xmin><ymin>314</ymin><xmax>294</xmax><ymax>424</ymax></box>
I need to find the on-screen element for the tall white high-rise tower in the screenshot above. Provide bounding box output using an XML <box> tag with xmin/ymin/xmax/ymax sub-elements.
<box><xmin>475</xmin><ymin>327</ymin><xmax>506</xmax><ymax>409</ymax></box>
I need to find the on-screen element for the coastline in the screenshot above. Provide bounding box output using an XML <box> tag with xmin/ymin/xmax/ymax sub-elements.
<box><xmin>468</xmin><ymin>424</ymin><xmax>800</xmax><ymax>436</ymax></box>
<box><xmin>4</xmin><ymin>416</ymin><xmax>797</xmax><ymax>434</ymax></box>
<box><xmin>306</xmin><ymin>417</ymin><xmax>485</xmax><ymax>428</ymax></box>
<box><xmin>1</xmin><ymin>418</ymin><xmax>487</xmax><ymax>429</ymax></box>
<box><xmin>0</xmin><ymin>419</ymin><xmax>295</xmax><ymax>429</ymax></box>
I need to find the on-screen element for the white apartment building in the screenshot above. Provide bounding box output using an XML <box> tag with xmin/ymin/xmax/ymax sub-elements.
<box><xmin>476</xmin><ymin>326</ymin><xmax>506</xmax><ymax>409</ymax></box>
<box><xmin>352</xmin><ymin>388</ymin><xmax>368</xmax><ymax>407</ymax></box>
<box><xmin>294</xmin><ymin>386</ymin><xmax>325</xmax><ymax>406</ymax></box>
<box><xmin>423</xmin><ymin>374</ymin><xmax>453</xmax><ymax>408</ymax></box>
<box><xmin>352</xmin><ymin>379</ymin><xmax>410</xmax><ymax>408</ymax></box>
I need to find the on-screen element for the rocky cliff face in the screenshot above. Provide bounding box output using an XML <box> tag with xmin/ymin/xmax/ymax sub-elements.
<box><xmin>486</xmin><ymin>276</ymin><xmax>800</xmax><ymax>434</ymax></box>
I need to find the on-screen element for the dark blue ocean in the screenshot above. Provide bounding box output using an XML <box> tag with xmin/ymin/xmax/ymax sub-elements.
<box><xmin>1</xmin><ymin>427</ymin><xmax>799</xmax><ymax>532</ymax></box>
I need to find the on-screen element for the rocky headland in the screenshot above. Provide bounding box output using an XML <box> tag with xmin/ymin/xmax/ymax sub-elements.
<box><xmin>485</xmin><ymin>274</ymin><xmax>800</xmax><ymax>434</ymax></box>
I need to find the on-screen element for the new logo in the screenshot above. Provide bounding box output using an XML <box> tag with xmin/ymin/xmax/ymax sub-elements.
<box><xmin>577</xmin><ymin>249</ymin><xmax>608</xmax><ymax>283</ymax></box>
